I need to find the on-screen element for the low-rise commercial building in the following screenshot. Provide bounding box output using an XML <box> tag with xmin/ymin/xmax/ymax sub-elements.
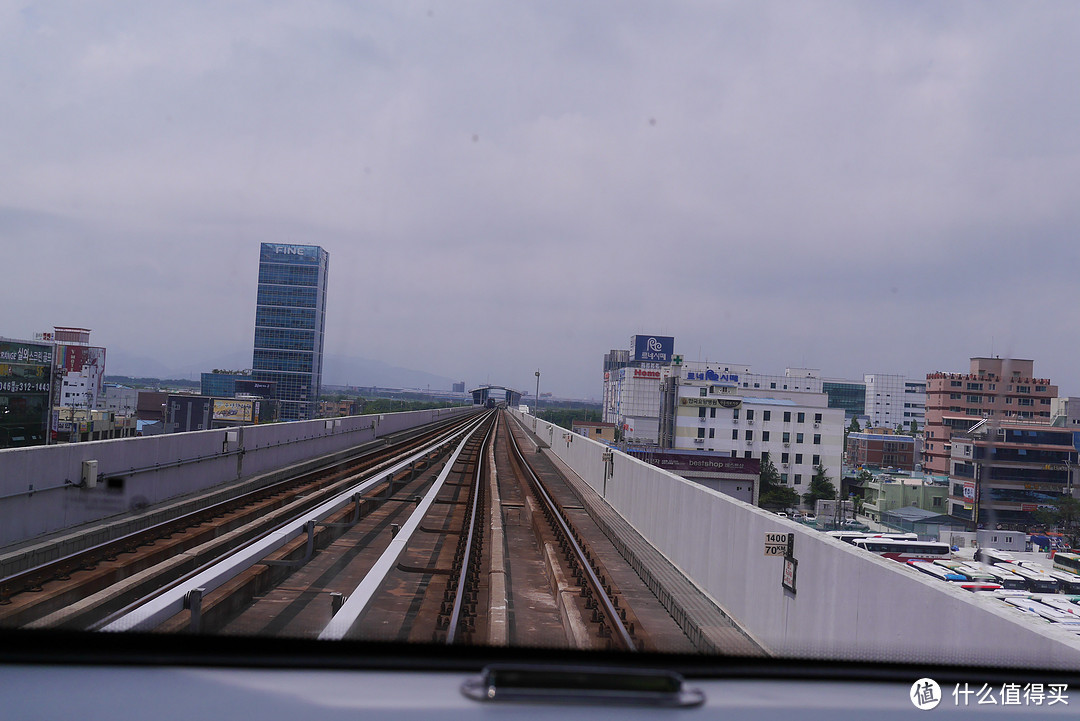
<box><xmin>625</xmin><ymin>448</ymin><xmax>759</xmax><ymax>504</ymax></box>
<box><xmin>947</xmin><ymin>418</ymin><xmax>1077</xmax><ymax>529</ymax></box>
<box><xmin>55</xmin><ymin>408</ymin><xmax>138</xmax><ymax>442</ymax></box>
<box><xmin>861</xmin><ymin>472</ymin><xmax>949</xmax><ymax>523</ymax></box>
<box><xmin>99</xmin><ymin>384</ymin><xmax>139</xmax><ymax>416</ymax></box>
<box><xmin>846</xmin><ymin>432</ymin><xmax>917</xmax><ymax>471</ymax></box>
<box><xmin>572</xmin><ymin>420</ymin><xmax>616</xmax><ymax>443</ymax></box>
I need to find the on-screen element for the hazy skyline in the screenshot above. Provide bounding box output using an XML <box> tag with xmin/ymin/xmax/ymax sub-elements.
<box><xmin>4</xmin><ymin>2</ymin><xmax>1080</xmax><ymax>399</ymax></box>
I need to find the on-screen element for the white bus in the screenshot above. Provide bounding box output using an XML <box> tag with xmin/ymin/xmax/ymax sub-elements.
<box><xmin>853</xmin><ymin>539</ymin><xmax>951</xmax><ymax>562</ymax></box>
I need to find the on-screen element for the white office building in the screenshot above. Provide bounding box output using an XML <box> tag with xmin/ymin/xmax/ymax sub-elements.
<box><xmin>602</xmin><ymin>365</ymin><xmax>674</xmax><ymax>444</ymax></box>
<box><xmin>864</xmin><ymin>374</ymin><xmax>926</xmax><ymax>430</ymax></box>
<box><xmin>660</xmin><ymin>365</ymin><xmax>845</xmax><ymax>490</ymax></box>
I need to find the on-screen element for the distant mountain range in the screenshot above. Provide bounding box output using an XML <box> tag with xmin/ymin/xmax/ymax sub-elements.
<box><xmin>106</xmin><ymin>349</ymin><xmax>459</xmax><ymax>391</ymax></box>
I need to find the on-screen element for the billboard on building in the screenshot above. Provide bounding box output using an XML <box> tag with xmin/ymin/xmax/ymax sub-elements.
<box><xmin>234</xmin><ymin>379</ymin><xmax>275</xmax><ymax>398</ymax></box>
<box><xmin>212</xmin><ymin>398</ymin><xmax>255</xmax><ymax>423</ymax></box>
<box><xmin>0</xmin><ymin>339</ymin><xmax>53</xmax><ymax>448</ymax></box>
<box><xmin>631</xmin><ymin>335</ymin><xmax>674</xmax><ymax>363</ymax></box>
<box><xmin>640</xmin><ymin>451</ymin><xmax>759</xmax><ymax>477</ymax></box>
<box><xmin>259</xmin><ymin>243</ymin><xmax>324</xmax><ymax>265</ymax></box>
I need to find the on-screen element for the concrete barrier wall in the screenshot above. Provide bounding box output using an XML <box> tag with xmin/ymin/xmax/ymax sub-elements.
<box><xmin>513</xmin><ymin>411</ymin><xmax>1080</xmax><ymax>668</ymax></box>
<box><xmin>0</xmin><ymin>407</ymin><xmax>475</xmax><ymax>548</ymax></box>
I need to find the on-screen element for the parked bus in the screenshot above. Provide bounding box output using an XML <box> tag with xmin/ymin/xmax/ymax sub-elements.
<box><xmin>852</xmin><ymin>539</ymin><xmax>951</xmax><ymax>561</ymax></box>
<box><xmin>1052</xmin><ymin>552</ymin><xmax>1080</xmax><ymax>577</ymax></box>
<box><xmin>1048</xmin><ymin>571</ymin><xmax>1080</xmax><ymax>594</ymax></box>
<box><xmin>954</xmin><ymin>564</ymin><xmax>1000</xmax><ymax>584</ymax></box>
<box><xmin>1004</xmin><ymin>597</ymin><xmax>1080</xmax><ymax>628</ymax></box>
<box><xmin>827</xmin><ymin>531</ymin><xmax>917</xmax><ymax>545</ymax></box>
<box><xmin>1004</xmin><ymin>564</ymin><xmax>1059</xmax><ymax>594</ymax></box>
<box><xmin>975</xmin><ymin>548</ymin><xmax>1016</xmax><ymax>565</ymax></box>
<box><xmin>908</xmin><ymin>560</ymin><xmax>966</xmax><ymax>582</ymax></box>
<box><xmin>1038</xmin><ymin>596</ymin><xmax>1080</xmax><ymax>616</ymax></box>
<box><xmin>969</xmin><ymin>563</ymin><xmax>1027</xmax><ymax>590</ymax></box>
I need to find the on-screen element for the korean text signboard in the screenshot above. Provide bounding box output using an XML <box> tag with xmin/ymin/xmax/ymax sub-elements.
<box><xmin>631</xmin><ymin>335</ymin><xmax>674</xmax><ymax>363</ymax></box>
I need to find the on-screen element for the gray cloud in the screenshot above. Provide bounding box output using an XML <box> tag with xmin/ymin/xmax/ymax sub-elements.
<box><xmin>3</xmin><ymin>2</ymin><xmax>1080</xmax><ymax>398</ymax></box>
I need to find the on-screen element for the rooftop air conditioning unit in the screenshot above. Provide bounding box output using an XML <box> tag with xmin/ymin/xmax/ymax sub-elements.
<box><xmin>747</xmin><ymin>419</ymin><xmax>754</xmax><ymax>425</ymax></box>
<box><xmin>783</xmin><ymin>442</ymin><xmax>790</xmax><ymax>447</ymax></box>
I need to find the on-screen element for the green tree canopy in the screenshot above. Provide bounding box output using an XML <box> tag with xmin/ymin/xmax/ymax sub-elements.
<box><xmin>802</xmin><ymin>464</ymin><xmax>837</xmax><ymax>507</ymax></box>
<box><xmin>758</xmin><ymin>456</ymin><xmax>800</xmax><ymax>509</ymax></box>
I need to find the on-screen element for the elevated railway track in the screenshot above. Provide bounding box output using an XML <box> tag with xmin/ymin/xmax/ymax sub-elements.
<box><xmin>0</xmin><ymin>410</ymin><xmax>761</xmax><ymax>656</ymax></box>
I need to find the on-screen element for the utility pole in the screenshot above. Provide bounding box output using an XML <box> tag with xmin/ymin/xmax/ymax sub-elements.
<box><xmin>534</xmin><ymin>370</ymin><xmax>540</xmax><ymax>431</ymax></box>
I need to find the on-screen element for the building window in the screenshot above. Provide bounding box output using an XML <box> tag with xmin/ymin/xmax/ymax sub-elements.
<box><xmin>781</xmin><ymin>452</ymin><xmax>790</xmax><ymax>463</ymax></box>
<box><xmin>699</xmin><ymin>387</ymin><xmax>708</xmax><ymax>397</ymax></box>
<box><xmin>814</xmin><ymin>413</ymin><xmax>822</xmax><ymax>423</ymax></box>
<box><xmin>797</xmin><ymin>412</ymin><xmax>805</xmax><ymax>423</ymax></box>
<box><xmin>710</xmin><ymin>407</ymin><xmax>716</xmax><ymax>418</ymax></box>
<box><xmin>781</xmin><ymin>473</ymin><xmax>788</xmax><ymax>482</ymax></box>
<box><xmin>708</xmin><ymin>428</ymin><xmax>715</xmax><ymax>438</ymax></box>
<box><xmin>796</xmin><ymin>433</ymin><xmax>804</xmax><ymax>443</ymax></box>
<box><xmin>784</xmin><ymin>411</ymin><xmax>792</xmax><ymax>423</ymax></box>
<box><xmin>746</xmin><ymin>409</ymin><xmax>755</xmax><ymax>421</ymax></box>
<box><xmin>761</xmin><ymin>451</ymin><xmax>769</xmax><ymax>463</ymax></box>
<box><xmin>812</xmin><ymin>454</ymin><xmax>820</xmax><ymax>465</ymax></box>
<box><xmin>733</xmin><ymin>408</ymin><xmax>740</xmax><ymax>419</ymax></box>
<box><xmin>770</xmin><ymin>382</ymin><xmax>776</xmax><ymax>389</ymax></box>
<box><xmin>732</xmin><ymin>429</ymin><xmax>738</xmax><ymax>440</ymax></box>
<box><xmin>745</xmin><ymin>430</ymin><xmax>753</xmax><ymax>441</ymax></box>
<box><xmin>744</xmin><ymin>451</ymin><xmax>752</xmax><ymax>459</ymax></box>
<box><xmin>762</xmin><ymin>431</ymin><xmax>770</xmax><ymax>441</ymax></box>
<box><xmin>794</xmin><ymin>474</ymin><xmax>802</xmax><ymax>485</ymax></box>
<box><xmin>813</xmin><ymin>434</ymin><xmax>821</xmax><ymax>444</ymax></box>
<box><xmin>783</xmin><ymin>432</ymin><xmax>790</xmax><ymax>443</ymax></box>
<box><xmin>795</xmin><ymin>453</ymin><xmax>803</xmax><ymax>464</ymax></box>
<box><xmin>763</xmin><ymin>410</ymin><xmax>771</xmax><ymax>421</ymax></box>
<box><xmin>697</xmin><ymin>427</ymin><xmax>705</xmax><ymax>439</ymax></box>
<box><xmin>699</xmin><ymin>406</ymin><xmax>707</xmax><ymax>418</ymax></box>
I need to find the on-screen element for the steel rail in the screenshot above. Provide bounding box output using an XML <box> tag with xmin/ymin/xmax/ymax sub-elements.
<box><xmin>445</xmin><ymin>415</ymin><xmax>495</xmax><ymax>644</ymax></box>
<box><xmin>318</xmin><ymin>412</ymin><xmax>496</xmax><ymax>641</ymax></box>
<box><xmin>1</xmin><ymin>412</ymin><xmax>477</xmax><ymax>600</ymax></box>
<box><xmin>505</xmin><ymin>415</ymin><xmax>637</xmax><ymax>652</ymax></box>
<box><xmin>100</xmin><ymin>412</ymin><xmax>492</xmax><ymax>633</ymax></box>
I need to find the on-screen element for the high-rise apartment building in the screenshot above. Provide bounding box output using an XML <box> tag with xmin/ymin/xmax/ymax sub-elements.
<box><xmin>924</xmin><ymin>357</ymin><xmax>1056</xmax><ymax>476</ymax></box>
<box><xmin>252</xmin><ymin>243</ymin><xmax>329</xmax><ymax>421</ymax></box>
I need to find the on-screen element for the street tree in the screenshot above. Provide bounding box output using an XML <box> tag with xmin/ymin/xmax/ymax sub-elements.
<box><xmin>803</xmin><ymin>463</ymin><xmax>837</xmax><ymax>508</ymax></box>
<box><xmin>758</xmin><ymin>456</ymin><xmax>799</xmax><ymax>509</ymax></box>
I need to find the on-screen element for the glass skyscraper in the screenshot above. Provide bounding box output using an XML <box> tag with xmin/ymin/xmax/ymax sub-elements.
<box><xmin>252</xmin><ymin>243</ymin><xmax>329</xmax><ymax>421</ymax></box>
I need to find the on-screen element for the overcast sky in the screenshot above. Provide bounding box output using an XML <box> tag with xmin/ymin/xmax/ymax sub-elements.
<box><xmin>3</xmin><ymin>2</ymin><xmax>1080</xmax><ymax>399</ymax></box>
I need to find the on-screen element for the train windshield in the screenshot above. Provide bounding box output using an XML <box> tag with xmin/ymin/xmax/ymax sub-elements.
<box><xmin>2</xmin><ymin>0</ymin><xmax>1080</xmax><ymax>679</ymax></box>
